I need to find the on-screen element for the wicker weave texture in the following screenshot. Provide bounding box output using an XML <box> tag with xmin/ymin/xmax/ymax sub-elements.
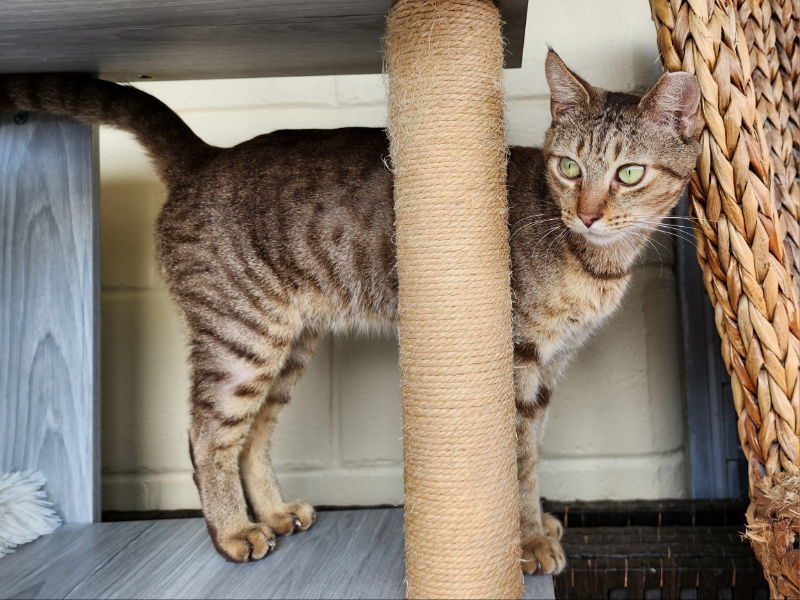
<box><xmin>739</xmin><ymin>0</ymin><xmax>800</xmax><ymax>310</ymax></box>
<box><xmin>649</xmin><ymin>0</ymin><xmax>800</xmax><ymax>596</ymax></box>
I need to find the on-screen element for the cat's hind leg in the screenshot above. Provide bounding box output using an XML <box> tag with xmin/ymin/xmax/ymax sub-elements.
<box><xmin>187</xmin><ymin>326</ymin><xmax>294</xmax><ymax>562</ymax></box>
<box><xmin>239</xmin><ymin>327</ymin><xmax>320</xmax><ymax>536</ymax></box>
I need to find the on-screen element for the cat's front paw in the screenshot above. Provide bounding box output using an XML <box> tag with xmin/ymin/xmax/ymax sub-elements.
<box><xmin>541</xmin><ymin>512</ymin><xmax>564</xmax><ymax>540</ymax></box>
<box><xmin>213</xmin><ymin>523</ymin><xmax>276</xmax><ymax>562</ymax></box>
<box><xmin>521</xmin><ymin>535</ymin><xmax>566</xmax><ymax>575</ymax></box>
<box><xmin>263</xmin><ymin>500</ymin><xmax>316</xmax><ymax>535</ymax></box>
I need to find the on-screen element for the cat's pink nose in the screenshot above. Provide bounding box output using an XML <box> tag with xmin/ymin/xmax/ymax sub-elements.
<box><xmin>578</xmin><ymin>212</ymin><xmax>602</xmax><ymax>228</ymax></box>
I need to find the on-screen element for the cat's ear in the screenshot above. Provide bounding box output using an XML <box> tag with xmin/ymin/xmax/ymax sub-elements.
<box><xmin>639</xmin><ymin>72</ymin><xmax>701</xmax><ymax>140</ymax></box>
<box><xmin>545</xmin><ymin>50</ymin><xmax>595</xmax><ymax>120</ymax></box>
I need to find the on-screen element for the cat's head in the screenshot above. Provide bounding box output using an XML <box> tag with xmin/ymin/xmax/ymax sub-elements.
<box><xmin>543</xmin><ymin>50</ymin><xmax>701</xmax><ymax>246</ymax></box>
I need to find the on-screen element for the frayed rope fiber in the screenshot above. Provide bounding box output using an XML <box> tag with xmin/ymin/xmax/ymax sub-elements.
<box><xmin>386</xmin><ymin>1</ymin><xmax>522</xmax><ymax>598</ymax></box>
<box><xmin>0</xmin><ymin>471</ymin><xmax>61</xmax><ymax>557</ymax></box>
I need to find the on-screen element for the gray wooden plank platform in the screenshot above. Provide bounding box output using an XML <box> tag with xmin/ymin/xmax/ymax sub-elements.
<box><xmin>0</xmin><ymin>113</ymin><xmax>99</xmax><ymax>523</ymax></box>
<box><xmin>0</xmin><ymin>508</ymin><xmax>554</xmax><ymax>599</ymax></box>
<box><xmin>0</xmin><ymin>0</ymin><xmax>528</xmax><ymax>81</ymax></box>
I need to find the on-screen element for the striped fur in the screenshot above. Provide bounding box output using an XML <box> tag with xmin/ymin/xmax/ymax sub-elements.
<box><xmin>0</xmin><ymin>51</ymin><xmax>699</xmax><ymax>569</ymax></box>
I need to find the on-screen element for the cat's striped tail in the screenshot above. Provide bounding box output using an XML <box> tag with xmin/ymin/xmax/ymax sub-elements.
<box><xmin>0</xmin><ymin>74</ymin><xmax>218</xmax><ymax>183</ymax></box>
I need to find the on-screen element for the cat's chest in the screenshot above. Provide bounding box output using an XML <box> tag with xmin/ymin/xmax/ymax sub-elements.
<box><xmin>518</xmin><ymin>269</ymin><xmax>629</xmax><ymax>362</ymax></box>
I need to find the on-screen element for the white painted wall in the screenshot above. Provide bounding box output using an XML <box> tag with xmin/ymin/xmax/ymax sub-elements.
<box><xmin>100</xmin><ymin>0</ymin><xmax>688</xmax><ymax>511</ymax></box>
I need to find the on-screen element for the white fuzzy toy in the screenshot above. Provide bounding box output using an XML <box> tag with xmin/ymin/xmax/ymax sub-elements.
<box><xmin>0</xmin><ymin>471</ymin><xmax>61</xmax><ymax>557</ymax></box>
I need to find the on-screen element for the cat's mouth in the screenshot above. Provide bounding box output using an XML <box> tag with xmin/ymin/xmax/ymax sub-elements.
<box><xmin>567</xmin><ymin>219</ymin><xmax>622</xmax><ymax>246</ymax></box>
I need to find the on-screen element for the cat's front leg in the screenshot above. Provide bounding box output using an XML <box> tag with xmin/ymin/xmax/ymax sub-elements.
<box><xmin>514</xmin><ymin>352</ymin><xmax>566</xmax><ymax>575</ymax></box>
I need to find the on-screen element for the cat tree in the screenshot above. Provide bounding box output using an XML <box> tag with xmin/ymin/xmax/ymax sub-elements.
<box><xmin>386</xmin><ymin>0</ymin><xmax>522</xmax><ymax>597</ymax></box>
<box><xmin>0</xmin><ymin>1</ymin><xmax>533</xmax><ymax>598</ymax></box>
<box><xmin>650</xmin><ymin>0</ymin><xmax>800</xmax><ymax>596</ymax></box>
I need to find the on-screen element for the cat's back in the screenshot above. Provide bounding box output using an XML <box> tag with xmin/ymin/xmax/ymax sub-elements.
<box><xmin>219</xmin><ymin>126</ymin><xmax>389</xmax><ymax>181</ymax></box>
<box><xmin>159</xmin><ymin>126</ymin><xmax>393</xmax><ymax>229</ymax></box>
<box><xmin>240</xmin><ymin>126</ymin><xmax>388</xmax><ymax>154</ymax></box>
<box><xmin>156</xmin><ymin>126</ymin><xmax>399</xmax><ymax>324</ymax></box>
<box><xmin>195</xmin><ymin>126</ymin><xmax>392</xmax><ymax>214</ymax></box>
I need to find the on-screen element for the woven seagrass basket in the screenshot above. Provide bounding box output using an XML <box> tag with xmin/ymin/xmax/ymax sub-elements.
<box><xmin>649</xmin><ymin>0</ymin><xmax>800</xmax><ymax>596</ymax></box>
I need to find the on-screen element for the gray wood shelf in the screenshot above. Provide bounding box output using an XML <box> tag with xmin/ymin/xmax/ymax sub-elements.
<box><xmin>0</xmin><ymin>508</ymin><xmax>554</xmax><ymax>599</ymax></box>
<box><xmin>0</xmin><ymin>0</ymin><xmax>528</xmax><ymax>81</ymax></box>
<box><xmin>0</xmin><ymin>112</ymin><xmax>99</xmax><ymax>523</ymax></box>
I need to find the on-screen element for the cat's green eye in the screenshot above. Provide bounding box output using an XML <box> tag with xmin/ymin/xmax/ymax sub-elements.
<box><xmin>558</xmin><ymin>157</ymin><xmax>581</xmax><ymax>179</ymax></box>
<box><xmin>617</xmin><ymin>164</ymin><xmax>645</xmax><ymax>185</ymax></box>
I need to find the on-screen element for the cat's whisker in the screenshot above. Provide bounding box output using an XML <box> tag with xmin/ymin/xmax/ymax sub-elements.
<box><xmin>640</xmin><ymin>225</ymin><xmax>699</xmax><ymax>250</ymax></box>
<box><xmin>536</xmin><ymin>224</ymin><xmax>567</xmax><ymax>249</ymax></box>
<box><xmin>646</xmin><ymin>221</ymin><xmax>700</xmax><ymax>239</ymax></box>
<box><xmin>616</xmin><ymin>230</ymin><xmax>639</xmax><ymax>257</ymax></box>
<box><xmin>633</xmin><ymin>217</ymin><xmax>707</xmax><ymax>233</ymax></box>
<box><xmin>642</xmin><ymin>218</ymin><xmax>697</xmax><ymax>227</ymax></box>
<box><xmin>623</xmin><ymin>230</ymin><xmax>665</xmax><ymax>277</ymax></box>
<box><xmin>633</xmin><ymin>218</ymin><xmax>697</xmax><ymax>231</ymax></box>
<box><xmin>658</xmin><ymin>215</ymin><xmax>719</xmax><ymax>223</ymax></box>
<box><xmin>511</xmin><ymin>213</ymin><xmax>561</xmax><ymax>225</ymax></box>
<box><xmin>615</xmin><ymin>230</ymin><xmax>641</xmax><ymax>256</ymax></box>
<box><xmin>544</xmin><ymin>227</ymin><xmax>569</xmax><ymax>256</ymax></box>
<box><xmin>539</xmin><ymin>221</ymin><xmax>567</xmax><ymax>237</ymax></box>
<box><xmin>633</xmin><ymin>237</ymin><xmax>666</xmax><ymax>271</ymax></box>
<box><xmin>515</xmin><ymin>216</ymin><xmax>564</xmax><ymax>227</ymax></box>
<box><xmin>660</xmin><ymin>215</ymin><xmax>717</xmax><ymax>223</ymax></box>
<box><xmin>645</xmin><ymin>222</ymin><xmax>697</xmax><ymax>233</ymax></box>
<box><xmin>647</xmin><ymin>232</ymin><xmax>674</xmax><ymax>253</ymax></box>
<box><xmin>647</xmin><ymin>224</ymin><xmax>699</xmax><ymax>240</ymax></box>
<box><xmin>622</xmin><ymin>230</ymin><xmax>661</xmax><ymax>276</ymax></box>
<box><xmin>515</xmin><ymin>212</ymin><xmax>556</xmax><ymax>220</ymax></box>
<box><xmin>511</xmin><ymin>218</ymin><xmax>564</xmax><ymax>240</ymax></box>
<box><xmin>652</xmin><ymin>224</ymin><xmax>695</xmax><ymax>242</ymax></box>
<box><xmin>633</xmin><ymin>219</ymin><xmax>701</xmax><ymax>243</ymax></box>
<box><xmin>627</xmin><ymin>226</ymin><xmax>673</xmax><ymax>255</ymax></box>
<box><xmin>511</xmin><ymin>214</ymin><xmax>563</xmax><ymax>230</ymax></box>
<box><xmin>624</xmin><ymin>224</ymin><xmax>691</xmax><ymax>255</ymax></box>
<box><xmin>657</xmin><ymin>226</ymin><xmax>700</xmax><ymax>241</ymax></box>
<box><xmin>549</xmin><ymin>230</ymin><xmax>569</xmax><ymax>256</ymax></box>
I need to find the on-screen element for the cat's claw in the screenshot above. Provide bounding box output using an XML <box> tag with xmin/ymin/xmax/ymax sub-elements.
<box><xmin>286</xmin><ymin>500</ymin><xmax>316</xmax><ymax>531</ymax></box>
<box><xmin>214</xmin><ymin>523</ymin><xmax>277</xmax><ymax>562</ymax></box>
<box><xmin>521</xmin><ymin>535</ymin><xmax>566</xmax><ymax>575</ymax></box>
<box><xmin>263</xmin><ymin>500</ymin><xmax>316</xmax><ymax>536</ymax></box>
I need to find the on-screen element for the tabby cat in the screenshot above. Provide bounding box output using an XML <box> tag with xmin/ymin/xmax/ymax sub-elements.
<box><xmin>0</xmin><ymin>51</ymin><xmax>700</xmax><ymax>574</ymax></box>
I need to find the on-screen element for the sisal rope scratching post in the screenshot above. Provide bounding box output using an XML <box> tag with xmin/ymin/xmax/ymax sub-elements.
<box><xmin>650</xmin><ymin>1</ymin><xmax>800</xmax><ymax>596</ymax></box>
<box><xmin>385</xmin><ymin>0</ymin><xmax>522</xmax><ymax>598</ymax></box>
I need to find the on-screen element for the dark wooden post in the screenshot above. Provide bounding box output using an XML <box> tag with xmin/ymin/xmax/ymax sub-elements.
<box><xmin>0</xmin><ymin>112</ymin><xmax>99</xmax><ymax>523</ymax></box>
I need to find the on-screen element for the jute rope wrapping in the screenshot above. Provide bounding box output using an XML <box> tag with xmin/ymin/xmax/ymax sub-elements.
<box><xmin>650</xmin><ymin>1</ymin><xmax>800</xmax><ymax>595</ymax></box>
<box><xmin>385</xmin><ymin>1</ymin><xmax>522</xmax><ymax>598</ymax></box>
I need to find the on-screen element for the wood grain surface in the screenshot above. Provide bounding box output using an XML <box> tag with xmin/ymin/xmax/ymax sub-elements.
<box><xmin>0</xmin><ymin>0</ymin><xmax>527</xmax><ymax>81</ymax></box>
<box><xmin>0</xmin><ymin>509</ymin><xmax>555</xmax><ymax>599</ymax></box>
<box><xmin>0</xmin><ymin>112</ymin><xmax>99</xmax><ymax>523</ymax></box>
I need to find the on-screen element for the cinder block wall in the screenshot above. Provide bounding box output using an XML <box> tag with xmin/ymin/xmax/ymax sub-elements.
<box><xmin>100</xmin><ymin>0</ymin><xmax>688</xmax><ymax>511</ymax></box>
